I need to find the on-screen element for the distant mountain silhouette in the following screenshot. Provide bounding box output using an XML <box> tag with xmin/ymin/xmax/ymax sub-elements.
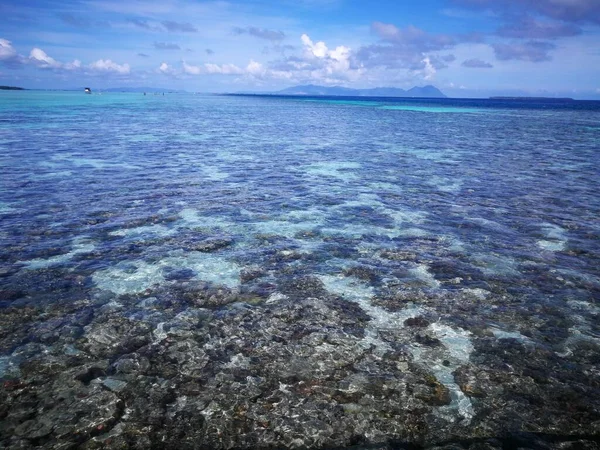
<box><xmin>274</xmin><ymin>84</ymin><xmax>446</xmax><ymax>98</ymax></box>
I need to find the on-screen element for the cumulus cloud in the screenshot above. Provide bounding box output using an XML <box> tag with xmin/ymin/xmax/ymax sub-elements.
<box><xmin>29</xmin><ymin>47</ymin><xmax>128</xmax><ymax>74</ymax></box>
<box><xmin>2</xmin><ymin>39</ymin><xmax>130</xmax><ymax>76</ymax></box>
<box><xmin>174</xmin><ymin>58</ymin><xmax>288</xmax><ymax>80</ymax></box>
<box><xmin>180</xmin><ymin>61</ymin><xmax>244</xmax><ymax>76</ymax></box>
<box><xmin>301</xmin><ymin>34</ymin><xmax>328</xmax><ymax>58</ymax></box>
<box><xmin>182</xmin><ymin>61</ymin><xmax>202</xmax><ymax>75</ymax></box>
<box><xmin>492</xmin><ymin>41</ymin><xmax>556</xmax><ymax>62</ymax></box>
<box><xmin>264</xmin><ymin>31</ymin><xmax>450</xmax><ymax>85</ymax></box>
<box><xmin>172</xmin><ymin>31</ymin><xmax>451</xmax><ymax>86</ymax></box>
<box><xmin>158</xmin><ymin>62</ymin><xmax>177</xmax><ymax>76</ymax></box>
<box><xmin>0</xmin><ymin>39</ymin><xmax>26</xmax><ymax>68</ymax></box>
<box><xmin>0</xmin><ymin>38</ymin><xmax>18</xmax><ymax>61</ymax></box>
<box><xmin>300</xmin><ymin>34</ymin><xmax>351</xmax><ymax>74</ymax></box>
<box><xmin>88</xmin><ymin>59</ymin><xmax>130</xmax><ymax>74</ymax></box>
<box><xmin>154</xmin><ymin>42</ymin><xmax>180</xmax><ymax>50</ymax></box>
<box><xmin>452</xmin><ymin>0</ymin><xmax>600</xmax><ymax>24</ymax></box>
<box><xmin>418</xmin><ymin>56</ymin><xmax>436</xmax><ymax>80</ymax></box>
<box><xmin>233</xmin><ymin>26</ymin><xmax>286</xmax><ymax>42</ymax></box>
<box><xmin>161</xmin><ymin>20</ymin><xmax>197</xmax><ymax>32</ymax></box>
<box><xmin>462</xmin><ymin>58</ymin><xmax>494</xmax><ymax>68</ymax></box>
<box><xmin>246</xmin><ymin>60</ymin><xmax>266</xmax><ymax>76</ymax></box>
<box><xmin>65</xmin><ymin>60</ymin><xmax>83</xmax><ymax>70</ymax></box>
<box><xmin>497</xmin><ymin>17</ymin><xmax>582</xmax><ymax>39</ymax></box>
<box><xmin>259</xmin><ymin>34</ymin><xmax>370</xmax><ymax>85</ymax></box>
<box><xmin>29</xmin><ymin>48</ymin><xmax>64</xmax><ymax>69</ymax></box>
<box><xmin>204</xmin><ymin>63</ymin><xmax>244</xmax><ymax>75</ymax></box>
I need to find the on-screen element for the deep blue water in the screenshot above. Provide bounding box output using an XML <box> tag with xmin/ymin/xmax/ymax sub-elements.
<box><xmin>1</xmin><ymin>91</ymin><xmax>599</xmax><ymax>446</ymax></box>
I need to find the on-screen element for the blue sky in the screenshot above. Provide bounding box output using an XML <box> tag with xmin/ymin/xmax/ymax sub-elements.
<box><xmin>1</xmin><ymin>0</ymin><xmax>599</xmax><ymax>98</ymax></box>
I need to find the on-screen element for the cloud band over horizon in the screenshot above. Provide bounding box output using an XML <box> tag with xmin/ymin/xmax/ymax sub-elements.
<box><xmin>1</xmin><ymin>0</ymin><xmax>599</xmax><ymax>98</ymax></box>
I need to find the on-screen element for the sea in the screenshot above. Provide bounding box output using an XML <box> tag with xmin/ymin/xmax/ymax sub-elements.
<box><xmin>0</xmin><ymin>90</ymin><xmax>599</xmax><ymax>448</ymax></box>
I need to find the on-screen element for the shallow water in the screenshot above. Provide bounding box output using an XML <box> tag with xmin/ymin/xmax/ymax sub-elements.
<box><xmin>1</xmin><ymin>91</ymin><xmax>599</xmax><ymax>448</ymax></box>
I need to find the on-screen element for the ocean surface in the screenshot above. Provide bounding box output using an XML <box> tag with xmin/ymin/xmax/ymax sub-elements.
<box><xmin>1</xmin><ymin>91</ymin><xmax>599</xmax><ymax>448</ymax></box>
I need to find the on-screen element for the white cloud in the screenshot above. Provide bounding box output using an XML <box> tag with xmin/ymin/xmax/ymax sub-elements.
<box><xmin>27</xmin><ymin>46</ymin><xmax>129</xmax><ymax>74</ymax></box>
<box><xmin>158</xmin><ymin>62</ymin><xmax>179</xmax><ymax>76</ymax></box>
<box><xmin>182</xmin><ymin>60</ymin><xmax>202</xmax><ymax>75</ymax></box>
<box><xmin>159</xmin><ymin>31</ymin><xmax>448</xmax><ymax>87</ymax></box>
<box><xmin>420</xmin><ymin>56</ymin><xmax>436</xmax><ymax>80</ymax></box>
<box><xmin>0</xmin><ymin>38</ymin><xmax>17</xmax><ymax>60</ymax></box>
<box><xmin>301</xmin><ymin>34</ymin><xmax>328</xmax><ymax>58</ymax></box>
<box><xmin>296</xmin><ymin>33</ymin><xmax>354</xmax><ymax>79</ymax></box>
<box><xmin>204</xmin><ymin>63</ymin><xmax>244</xmax><ymax>75</ymax></box>
<box><xmin>65</xmin><ymin>60</ymin><xmax>82</xmax><ymax>70</ymax></box>
<box><xmin>300</xmin><ymin>33</ymin><xmax>351</xmax><ymax>72</ymax></box>
<box><xmin>327</xmin><ymin>45</ymin><xmax>351</xmax><ymax>72</ymax></box>
<box><xmin>29</xmin><ymin>48</ymin><xmax>62</xmax><ymax>68</ymax></box>
<box><xmin>246</xmin><ymin>60</ymin><xmax>265</xmax><ymax>76</ymax></box>
<box><xmin>179</xmin><ymin>61</ymin><xmax>246</xmax><ymax>76</ymax></box>
<box><xmin>267</xmin><ymin>69</ymin><xmax>294</xmax><ymax>80</ymax></box>
<box><xmin>88</xmin><ymin>59</ymin><xmax>130</xmax><ymax>74</ymax></box>
<box><xmin>164</xmin><ymin>60</ymin><xmax>268</xmax><ymax>78</ymax></box>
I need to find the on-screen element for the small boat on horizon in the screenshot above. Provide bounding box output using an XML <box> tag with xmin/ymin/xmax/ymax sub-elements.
<box><xmin>84</xmin><ymin>87</ymin><xmax>91</xmax><ymax>94</ymax></box>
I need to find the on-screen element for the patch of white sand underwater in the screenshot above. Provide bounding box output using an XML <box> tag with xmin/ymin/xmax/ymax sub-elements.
<box><xmin>93</xmin><ymin>250</ymin><xmax>241</xmax><ymax>294</ymax></box>
<box><xmin>109</xmin><ymin>224</ymin><xmax>175</xmax><ymax>239</ymax></box>
<box><xmin>319</xmin><ymin>274</ymin><xmax>475</xmax><ymax>423</ymax></box>
<box><xmin>537</xmin><ymin>223</ymin><xmax>567</xmax><ymax>252</ymax></box>
<box><xmin>301</xmin><ymin>161</ymin><xmax>361</xmax><ymax>181</ymax></box>
<box><xmin>21</xmin><ymin>237</ymin><xmax>96</xmax><ymax>269</ymax></box>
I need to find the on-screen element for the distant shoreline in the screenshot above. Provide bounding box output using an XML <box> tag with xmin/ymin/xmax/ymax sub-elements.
<box><xmin>226</xmin><ymin>93</ymin><xmax>597</xmax><ymax>103</ymax></box>
<box><xmin>489</xmin><ymin>96</ymin><xmax>574</xmax><ymax>101</ymax></box>
<box><xmin>0</xmin><ymin>86</ymin><xmax>25</xmax><ymax>90</ymax></box>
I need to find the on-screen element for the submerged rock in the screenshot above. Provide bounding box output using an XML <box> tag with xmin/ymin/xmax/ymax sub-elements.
<box><xmin>1</xmin><ymin>365</ymin><xmax>123</xmax><ymax>448</ymax></box>
<box><xmin>191</xmin><ymin>238</ymin><xmax>234</xmax><ymax>253</ymax></box>
<box><xmin>1</xmin><ymin>282</ymin><xmax>599</xmax><ymax>449</ymax></box>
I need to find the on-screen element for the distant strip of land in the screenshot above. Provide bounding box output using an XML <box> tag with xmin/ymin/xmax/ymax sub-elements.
<box><xmin>489</xmin><ymin>96</ymin><xmax>574</xmax><ymax>101</ymax></box>
<box><xmin>0</xmin><ymin>85</ymin><xmax>25</xmax><ymax>90</ymax></box>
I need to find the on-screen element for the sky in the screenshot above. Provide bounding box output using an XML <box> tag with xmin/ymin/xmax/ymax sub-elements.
<box><xmin>1</xmin><ymin>0</ymin><xmax>600</xmax><ymax>98</ymax></box>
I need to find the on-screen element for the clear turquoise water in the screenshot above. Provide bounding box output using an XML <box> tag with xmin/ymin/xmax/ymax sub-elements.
<box><xmin>2</xmin><ymin>90</ymin><xmax>599</xmax><ymax>345</ymax></box>
<box><xmin>1</xmin><ymin>91</ymin><xmax>599</xmax><ymax>444</ymax></box>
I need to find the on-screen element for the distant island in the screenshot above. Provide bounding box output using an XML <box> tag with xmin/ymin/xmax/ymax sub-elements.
<box><xmin>489</xmin><ymin>96</ymin><xmax>574</xmax><ymax>101</ymax></box>
<box><xmin>244</xmin><ymin>84</ymin><xmax>447</xmax><ymax>98</ymax></box>
<box><xmin>0</xmin><ymin>85</ymin><xmax>25</xmax><ymax>90</ymax></box>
